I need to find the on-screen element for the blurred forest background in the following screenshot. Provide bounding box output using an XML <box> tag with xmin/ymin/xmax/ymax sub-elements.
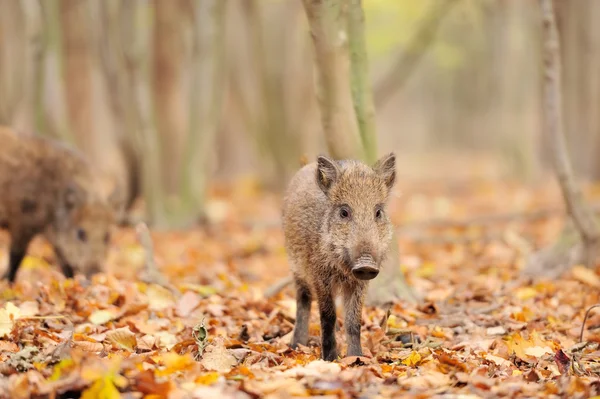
<box><xmin>0</xmin><ymin>0</ymin><xmax>599</xmax><ymax>229</ymax></box>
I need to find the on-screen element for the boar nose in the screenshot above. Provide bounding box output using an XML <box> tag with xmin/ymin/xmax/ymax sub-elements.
<box><xmin>352</xmin><ymin>265</ymin><xmax>379</xmax><ymax>280</ymax></box>
<box><xmin>351</xmin><ymin>254</ymin><xmax>379</xmax><ymax>280</ymax></box>
<box><xmin>85</xmin><ymin>263</ymin><xmax>101</xmax><ymax>277</ymax></box>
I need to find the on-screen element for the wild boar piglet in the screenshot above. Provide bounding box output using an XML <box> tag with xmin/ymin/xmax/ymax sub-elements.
<box><xmin>282</xmin><ymin>153</ymin><xmax>397</xmax><ymax>361</ymax></box>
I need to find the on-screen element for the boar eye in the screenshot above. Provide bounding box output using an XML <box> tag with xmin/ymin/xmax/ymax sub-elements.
<box><xmin>104</xmin><ymin>232</ymin><xmax>110</xmax><ymax>245</ymax></box>
<box><xmin>77</xmin><ymin>228</ymin><xmax>88</xmax><ymax>243</ymax></box>
<box><xmin>339</xmin><ymin>205</ymin><xmax>351</xmax><ymax>219</ymax></box>
<box><xmin>375</xmin><ymin>208</ymin><xmax>383</xmax><ymax>220</ymax></box>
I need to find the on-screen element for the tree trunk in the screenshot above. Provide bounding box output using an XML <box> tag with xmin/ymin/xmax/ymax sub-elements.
<box><xmin>347</xmin><ymin>0</ymin><xmax>377</xmax><ymax>164</ymax></box>
<box><xmin>59</xmin><ymin>0</ymin><xmax>95</xmax><ymax>152</ymax></box>
<box><xmin>0</xmin><ymin>0</ymin><xmax>26</xmax><ymax>125</ymax></box>
<box><xmin>152</xmin><ymin>0</ymin><xmax>187</xmax><ymax>198</ymax></box>
<box><xmin>525</xmin><ymin>0</ymin><xmax>600</xmax><ymax>277</ymax></box>
<box><xmin>179</xmin><ymin>0</ymin><xmax>228</xmax><ymax>225</ymax></box>
<box><xmin>301</xmin><ymin>0</ymin><xmax>364</xmax><ymax>161</ymax></box>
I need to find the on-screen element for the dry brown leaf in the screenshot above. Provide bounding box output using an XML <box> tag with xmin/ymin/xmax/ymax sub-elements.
<box><xmin>571</xmin><ymin>266</ymin><xmax>600</xmax><ymax>288</ymax></box>
<box><xmin>147</xmin><ymin>284</ymin><xmax>176</xmax><ymax>311</ymax></box>
<box><xmin>106</xmin><ymin>327</ymin><xmax>137</xmax><ymax>352</ymax></box>
<box><xmin>201</xmin><ymin>342</ymin><xmax>238</xmax><ymax>373</ymax></box>
<box><xmin>176</xmin><ymin>291</ymin><xmax>201</xmax><ymax>317</ymax></box>
<box><xmin>72</xmin><ymin>340</ymin><xmax>104</xmax><ymax>353</ymax></box>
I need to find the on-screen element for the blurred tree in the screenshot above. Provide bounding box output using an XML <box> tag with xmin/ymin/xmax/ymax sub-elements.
<box><xmin>301</xmin><ymin>0</ymin><xmax>417</xmax><ymax>305</ymax></box>
<box><xmin>180</xmin><ymin>0</ymin><xmax>228</xmax><ymax>222</ymax></box>
<box><xmin>59</xmin><ymin>0</ymin><xmax>95</xmax><ymax>153</ymax></box>
<box><xmin>153</xmin><ymin>0</ymin><xmax>187</xmax><ymax>198</ymax></box>
<box><xmin>525</xmin><ymin>0</ymin><xmax>600</xmax><ymax>277</ymax></box>
<box><xmin>373</xmin><ymin>0</ymin><xmax>459</xmax><ymax>110</ymax></box>
<box><xmin>0</xmin><ymin>0</ymin><xmax>26</xmax><ymax>125</ymax></box>
<box><xmin>229</xmin><ymin>0</ymin><xmax>313</xmax><ymax>189</ymax></box>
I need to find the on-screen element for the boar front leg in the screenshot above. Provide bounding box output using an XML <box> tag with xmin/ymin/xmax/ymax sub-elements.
<box><xmin>315</xmin><ymin>282</ymin><xmax>338</xmax><ymax>361</ymax></box>
<box><xmin>3</xmin><ymin>232</ymin><xmax>33</xmax><ymax>283</ymax></box>
<box><xmin>291</xmin><ymin>278</ymin><xmax>312</xmax><ymax>349</ymax></box>
<box><xmin>342</xmin><ymin>283</ymin><xmax>365</xmax><ymax>357</ymax></box>
<box><xmin>53</xmin><ymin>248</ymin><xmax>74</xmax><ymax>278</ymax></box>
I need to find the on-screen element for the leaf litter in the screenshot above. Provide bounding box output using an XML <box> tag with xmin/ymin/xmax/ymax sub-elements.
<box><xmin>1</xmin><ymin>178</ymin><xmax>600</xmax><ymax>397</ymax></box>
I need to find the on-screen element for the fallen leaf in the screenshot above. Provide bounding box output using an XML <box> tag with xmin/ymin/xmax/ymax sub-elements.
<box><xmin>177</xmin><ymin>291</ymin><xmax>201</xmax><ymax>317</ymax></box>
<box><xmin>147</xmin><ymin>284</ymin><xmax>175</xmax><ymax>311</ymax></box>
<box><xmin>155</xmin><ymin>352</ymin><xmax>195</xmax><ymax>377</ymax></box>
<box><xmin>401</xmin><ymin>351</ymin><xmax>422</xmax><ymax>367</ymax></box>
<box><xmin>571</xmin><ymin>265</ymin><xmax>600</xmax><ymax>288</ymax></box>
<box><xmin>106</xmin><ymin>327</ymin><xmax>137</xmax><ymax>352</ymax></box>
<box><xmin>201</xmin><ymin>343</ymin><xmax>238</xmax><ymax>373</ymax></box>
<box><xmin>195</xmin><ymin>372</ymin><xmax>221</xmax><ymax>385</ymax></box>
<box><xmin>0</xmin><ymin>302</ymin><xmax>20</xmax><ymax>338</ymax></box>
<box><xmin>89</xmin><ymin>310</ymin><xmax>116</xmax><ymax>325</ymax></box>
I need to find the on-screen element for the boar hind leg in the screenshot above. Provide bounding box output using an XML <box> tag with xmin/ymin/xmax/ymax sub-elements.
<box><xmin>291</xmin><ymin>278</ymin><xmax>312</xmax><ymax>349</ymax></box>
<box><xmin>343</xmin><ymin>284</ymin><xmax>364</xmax><ymax>357</ymax></box>
<box><xmin>4</xmin><ymin>234</ymin><xmax>33</xmax><ymax>283</ymax></box>
<box><xmin>316</xmin><ymin>283</ymin><xmax>338</xmax><ymax>361</ymax></box>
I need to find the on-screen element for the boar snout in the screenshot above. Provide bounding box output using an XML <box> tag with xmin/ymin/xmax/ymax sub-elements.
<box><xmin>83</xmin><ymin>263</ymin><xmax>102</xmax><ymax>278</ymax></box>
<box><xmin>351</xmin><ymin>254</ymin><xmax>379</xmax><ymax>280</ymax></box>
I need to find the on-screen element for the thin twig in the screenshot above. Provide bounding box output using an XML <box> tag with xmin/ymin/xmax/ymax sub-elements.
<box><xmin>579</xmin><ymin>304</ymin><xmax>600</xmax><ymax>343</ymax></box>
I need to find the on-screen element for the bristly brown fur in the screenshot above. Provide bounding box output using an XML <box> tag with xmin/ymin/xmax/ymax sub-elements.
<box><xmin>282</xmin><ymin>153</ymin><xmax>396</xmax><ymax>361</ymax></box>
<box><xmin>0</xmin><ymin>126</ymin><xmax>121</xmax><ymax>282</ymax></box>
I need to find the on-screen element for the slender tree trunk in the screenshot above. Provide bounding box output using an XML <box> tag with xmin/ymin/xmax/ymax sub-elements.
<box><xmin>301</xmin><ymin>0</ymin><xmax>364</xmax><ymax>161</ymax></box>
<box><xmin>525</xmin><ymin>0</ymin><xmax>600</xmax><ymax>277</ymax></box>
<box><xmin>180</xmin><ymin>0</ymin><xmax>228</xmax><ymax>225</ymax></box>
<box><xmin>59</xmin><ymin>0</ymin><xmax>95</xmax><ymax>152</ymax></box>
<box><xmin>347</xmin><ymin>0</ymin><xmax>377</xmax><ymax>164</ymax></box>
<box><xmin>0</xmin><ymin>0</ymin><xmax>26</xmax><ymax>124</ymax></box>
<box><xmin>152</xmin><ymin>0</ymin><xmax>187</xmax><ymax>197</ymax></box>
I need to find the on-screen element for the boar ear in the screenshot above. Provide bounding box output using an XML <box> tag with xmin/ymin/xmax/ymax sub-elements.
<box><xmin>316</xmin><ymin>155</ymin><xmax>339</xmax><ymax>194</ymax></box>
<box><xmin>64</xmin><ymin>183</ymin><xmax>85</xmax><ymax>211</ymax></box>
<box><xmin>373</xmin><ymin>152</ymin><xmax>396</xmax><ymax>189</ymax></box>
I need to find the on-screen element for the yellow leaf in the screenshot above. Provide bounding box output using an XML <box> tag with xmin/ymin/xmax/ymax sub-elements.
<box><xmin>386</xmin><ymin>315</ymin><xmax>406</xmax><ymax>330</ymax></box>
<box><xmin>0</xmin><ymin>302</ymin><xmax>21</xmax><ymax>338</ymax></box>
<box><xmin>416</xmin><ymin>261</ymin><xmax>436</xmax><ymax>278</ymax></box>
<box><xmin>155</xmin><ymin>352</ymin><xmax>195</xmax><ymax>377</ymax></box>
<box><xmin>572</xmin><ymin>265</ymin><xmax>600</xmax><ymax>288</ymax></box>
<box><xmin>515</xmin><ymin>287</ymin><xmax>537</xmax><ymax>301</ymax></box>
<box><xmin>50</xmin><ymin>358</ymin><xmax>75</xmax><ymax>381</ymax></box>
<box><xmin>81</xmin><ymin>376</ymin><xmax>121</xmax><ymax>399</ymax></box>
<box><xmin>401</xmin><ymin>351</ymin><xmax>422</xmax><ymax>367</ymax></box>
<box><xmin>505</xmin><ymin>331</ymin><xmax>555</xmax><ymax>361</ymax></box>
<box><xmin>195</xmin><ymin>372</ymin><xmax>220</xmax><ymax>385</ymax></box>
<box><xmin>89</xmin><ymin>310</ymin><xmax>116</xmax><ymax>325</ymax></box>
<box><xmin>147</xmin><ymin>284</ymin><xmax>175</xmax><ymax>311</ymax></box>
<box><xmin>106</xmin><ymin>327</ymin><xmax>137</xmax><ymax>352</ymax></box>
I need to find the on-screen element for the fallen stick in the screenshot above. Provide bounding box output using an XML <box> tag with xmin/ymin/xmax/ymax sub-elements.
<box><xmin>264</xmin><ymin>275</ymin><xmax>293</xmax><ymax>299</ymax></box>
<box><xmin>135</xmin><ymin>222</ymin><xmax>180</xmax><ymax>297</ymax></box>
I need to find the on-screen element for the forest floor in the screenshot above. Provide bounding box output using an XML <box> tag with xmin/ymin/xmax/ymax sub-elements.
<box><xmin>2</xmin><ymin>169</ymin><xmax>600</xmax><ymax>398</ymax></box>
